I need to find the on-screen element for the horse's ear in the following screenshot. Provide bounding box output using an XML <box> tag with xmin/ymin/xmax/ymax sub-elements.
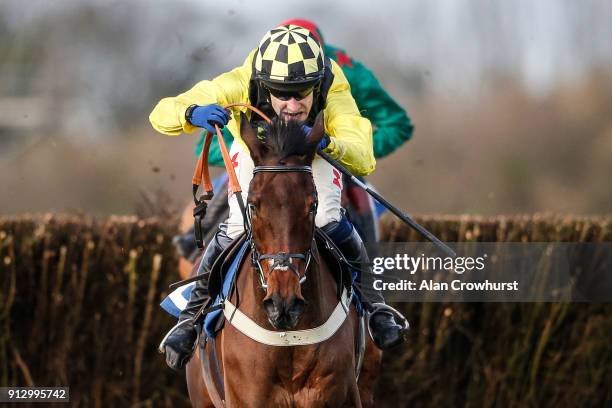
<box><xmin>305</xmin><ymin>111</ymin><xmax>325</xmax><ymax>148</ymax></box>
<box><xmin>239</xmin><ymin>112</ymin><xmax>263</xmax><ymax>163</ymax></box>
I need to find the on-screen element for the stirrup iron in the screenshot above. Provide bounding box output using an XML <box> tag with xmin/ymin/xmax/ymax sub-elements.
<box><xmin>366</xmin><ymin>303</ymin><xmax>409</xmax><ymax>340</ymax></box>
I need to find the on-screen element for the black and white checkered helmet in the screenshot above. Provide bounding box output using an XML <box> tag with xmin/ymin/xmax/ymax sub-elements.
<box><xmin>254</xmin><ymin>24</ymin><xmax>325</xmax><ymax>91</ymax></box>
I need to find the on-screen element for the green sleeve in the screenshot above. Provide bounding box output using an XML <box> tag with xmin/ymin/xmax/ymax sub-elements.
<box><xmin>325</xmin><ymin>45</ymin><xmax>414</xmax><ymax>159</ymax></box>
<box><xmin>194</xmin><ymin>128</ymin><xmax>234</xmax><ymax>167</ymax></box>
<box><xmin>350</xmin><ymin>62</ymin><xmax>413</xmax><ymax>158</ymax></box>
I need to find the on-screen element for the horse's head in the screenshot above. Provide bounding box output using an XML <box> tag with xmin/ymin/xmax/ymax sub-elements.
<box><xmin>240</xmin><ymin>112</ymin><xmax>326</xmax><ymax>330</ymax></box>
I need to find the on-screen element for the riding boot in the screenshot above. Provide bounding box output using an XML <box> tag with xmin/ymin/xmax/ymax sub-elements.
<box><xmin>323</xmin><ymin>217</ymin><xmax>407</xmax><ymax>350</ymax></box>
<box><xmin>161</xmin><ymin>228</ymin><xmax>234</xmax><ymax>370</ymax></box>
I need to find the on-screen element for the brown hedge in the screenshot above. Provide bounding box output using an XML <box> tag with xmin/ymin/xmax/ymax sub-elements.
<box><xmin>0</xmin><ymin>214</ymin><xmax>610</xmax><ymax>407</ymax></box>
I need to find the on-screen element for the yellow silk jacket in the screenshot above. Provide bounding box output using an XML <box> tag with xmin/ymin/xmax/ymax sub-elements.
<box><xmin>149</xmin><ymin>49</ymin><xmax>375</xmax><ymax>176</ymax></box>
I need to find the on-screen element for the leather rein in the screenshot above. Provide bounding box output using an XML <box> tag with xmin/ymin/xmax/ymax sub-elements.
<box><xmin>191</xmin><ymin>103</ymin><xmax>270</xmax><ymax>248</ymax></box>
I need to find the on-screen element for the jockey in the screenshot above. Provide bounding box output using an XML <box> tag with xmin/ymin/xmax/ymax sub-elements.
<box><xmin>150</xmin><ymin>24</ymin><xmax>406</xmax><ymax>370</ymax></box>
<box><xmin>174</xmin><ymin>19</ymin><xmax>414</xmax><ymax>258</ymax></box>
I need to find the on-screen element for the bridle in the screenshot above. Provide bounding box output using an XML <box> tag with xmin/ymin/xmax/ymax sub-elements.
<box><xmin>246</xmin><ymin>165</ymin><xmax>318</xmax><ymax>290</ymax></box>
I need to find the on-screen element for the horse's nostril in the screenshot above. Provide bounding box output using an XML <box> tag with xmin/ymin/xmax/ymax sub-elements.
<box><xmin>263</xmin><ymin>296</ymin><xmax>279</xmax><ymax>317</ymax></box>
<box><xmin>263</xmin><ymin>294</ymin><xmax>304</xmax><ymax>321</ymax></box>
<box><xmin>288</xmin><ymin>297</ymin><xmax>305</xmax><ymax>318</ymax></box>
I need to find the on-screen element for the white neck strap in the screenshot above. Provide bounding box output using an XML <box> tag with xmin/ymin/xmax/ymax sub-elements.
<box><xmin>223</xmin><ymin>288</ymin><xmax>351</xmax><ymax>346</ymax></box>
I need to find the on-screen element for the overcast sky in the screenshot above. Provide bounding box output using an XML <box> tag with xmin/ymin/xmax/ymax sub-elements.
<box><xmin>3</xmin><ymin>0</ymin><xmax>612</xmax><ymax>99</ymax></box>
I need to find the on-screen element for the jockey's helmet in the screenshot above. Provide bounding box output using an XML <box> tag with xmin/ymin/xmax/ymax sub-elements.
<box><xmin>254</xmin><ymin>25</ymin><xmax>325</xmax><ymax>93</ymax></box>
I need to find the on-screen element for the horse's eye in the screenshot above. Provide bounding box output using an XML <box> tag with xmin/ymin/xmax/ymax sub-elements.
<box><xmin>309</xmin><ymin>201</ymin><xmax>318</xmax><ymax>214</ymax></box>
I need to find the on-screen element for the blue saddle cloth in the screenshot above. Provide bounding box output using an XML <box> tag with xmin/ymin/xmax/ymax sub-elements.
<box><xmin>160</xmin><ymin>241</ymin><xmax>249</xmax><ymax>337</ymax></box>
<box><xmin>160</xmin><ymin>239</ymin><xmax>363</xmax><ymax>338</ymax></box>
<box><xmin>202</xmin><ymin>241</ymin><xmax>250</xmax><ymax>336</ymax></box>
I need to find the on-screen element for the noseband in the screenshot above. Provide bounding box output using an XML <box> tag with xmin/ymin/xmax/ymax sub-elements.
<box><xmin>246</xmin><ymin>165</ymin><xmax>318</xmax><ymax>290</ymax></box>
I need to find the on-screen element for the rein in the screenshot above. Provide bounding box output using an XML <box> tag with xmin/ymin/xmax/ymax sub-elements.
<box><xmin>191</xmin><ymin>103</ymin><xmax>272</xmax><ymax>248</ymax></box>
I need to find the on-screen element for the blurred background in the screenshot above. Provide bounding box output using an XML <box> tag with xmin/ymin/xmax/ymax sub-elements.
<box><xmin>2</xmin><ymin>2</ymin><xmax>612</xmax><ymax>405</ymax></box>
<box><xmin>1</xmin><ymin>0</ymin><xmax>611</xmax><ymax>216</ymax></box>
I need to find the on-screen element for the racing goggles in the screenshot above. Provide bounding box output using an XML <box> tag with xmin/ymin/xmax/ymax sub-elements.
<box><xmin>265</xmin><ymin>85</ymin><xmax>315</xmax><ymax>101</ymax></box>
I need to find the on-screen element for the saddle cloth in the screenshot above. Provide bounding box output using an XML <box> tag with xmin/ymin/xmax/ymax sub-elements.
<box><xmin>160</xmin><ymin>240</ymin><xmax>250</xmax><ymax>337</ymax></box>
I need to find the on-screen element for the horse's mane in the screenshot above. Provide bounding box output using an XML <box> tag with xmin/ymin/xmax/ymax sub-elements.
<box><xmin>261</xmin><ymin>118</ymin><xmax>316</xmax><ymax>159</ymax></box>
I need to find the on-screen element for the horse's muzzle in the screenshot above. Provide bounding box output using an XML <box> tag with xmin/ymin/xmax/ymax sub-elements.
<box><xmin>263</xmin><ymin>293</ymin><xmax>306</xmax><ymax>330</ymax></box>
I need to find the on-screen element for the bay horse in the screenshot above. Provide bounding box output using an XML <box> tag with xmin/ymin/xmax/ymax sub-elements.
<box><xmin>185</xmin><ymin>112</ymin><xmax>382</xmax><ymax>407</ymax></box>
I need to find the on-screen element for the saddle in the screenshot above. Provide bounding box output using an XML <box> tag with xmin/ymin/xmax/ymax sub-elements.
<box><xmin>206</xmin><ymin>232</ymin><xmax>248</xmax><ymax>303</ymax></box>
